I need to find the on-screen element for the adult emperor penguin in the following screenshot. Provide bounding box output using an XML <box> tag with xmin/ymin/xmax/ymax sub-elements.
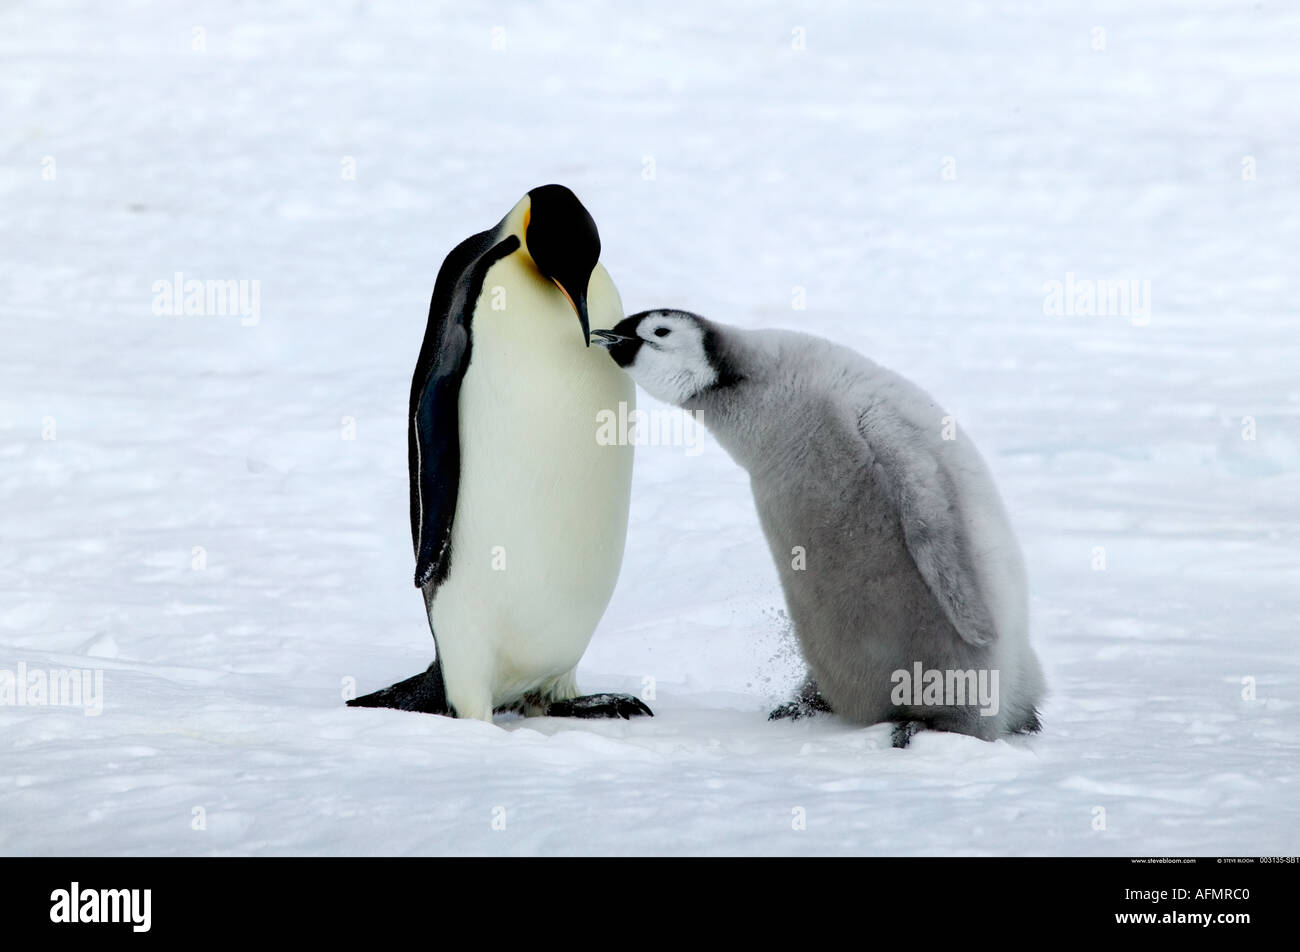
<box><xmin>349</xmin><ymin>185</ymin><xmax>651</xmax><ymax>722</ymax></box>
<box><xmin>594</xmin><ymin>310</ymin><xmax>1044</xmax><ymax>746</ymax></box>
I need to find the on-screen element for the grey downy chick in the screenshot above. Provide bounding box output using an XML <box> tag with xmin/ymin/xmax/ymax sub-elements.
<box><xmin>594</xmin><ymin>310</ymin><xmax>1044</xmax><ymax>747</ymax></box>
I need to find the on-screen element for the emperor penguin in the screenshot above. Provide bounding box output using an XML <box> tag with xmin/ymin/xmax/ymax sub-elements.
<box><xmin>593</xmin><ymin>310</ymin><xmax>1044</xmax><ymax>746</ymax></box>
<box><xmin>349</xmin><ymin>185</ymin><xmax>651</xmax><ymax>722</ymax></box>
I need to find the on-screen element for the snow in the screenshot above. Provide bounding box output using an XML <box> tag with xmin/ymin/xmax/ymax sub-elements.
<box><xmin>2</xmin><ymin>0</ymin><xmax>1298</xmax><ymax>855</ymax></box>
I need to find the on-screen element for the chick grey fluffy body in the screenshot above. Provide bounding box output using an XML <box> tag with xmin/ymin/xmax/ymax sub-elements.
<box><xmin>596</xmin><ymin>310</ymin><xmax>1044</xmax><ymax>746</ymax></box>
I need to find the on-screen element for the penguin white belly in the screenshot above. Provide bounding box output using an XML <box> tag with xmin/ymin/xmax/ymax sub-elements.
<box><xmin>430</xmin><ymin>257</ymin><xmax>634</xmax><ymax>720</ymax></box>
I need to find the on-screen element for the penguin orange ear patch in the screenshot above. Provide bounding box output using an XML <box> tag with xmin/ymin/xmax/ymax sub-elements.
<box><xmin>523</xmin><ymin>207</ymin><xmax>531</xmax><ymax>232</ymax></box>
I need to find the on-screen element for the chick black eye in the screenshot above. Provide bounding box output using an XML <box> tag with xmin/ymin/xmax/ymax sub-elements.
<box><xmin>653</xmin><ymin>326</ymin><xmax>671</xmax><ymax>338</ymax></box>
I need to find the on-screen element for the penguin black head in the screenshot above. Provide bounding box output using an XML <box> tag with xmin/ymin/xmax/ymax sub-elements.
<box><xmin>525</xmin><ymin>184</ymin><xmax>601</xmax><ymax>347</ymax></box>
<box><xmin>592</xmin><ymin>309</ymin><xmax>741</xmax><ymax>404</ymax></box>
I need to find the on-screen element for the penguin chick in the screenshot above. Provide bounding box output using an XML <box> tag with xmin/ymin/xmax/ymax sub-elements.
<box><xmin>594</xmin><ymin>310</ymin><xmax>1044</xmax><ymax>747</ymax></box>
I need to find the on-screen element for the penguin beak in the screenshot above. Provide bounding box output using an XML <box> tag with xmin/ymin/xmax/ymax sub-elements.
<box><xmin>552</xmin><ymin>280</ymin><xmax>591</xmax><ymax>347</ymax></box>
<box><xmin>590</xmin><ymin>330</ymin><xmax>635</xmax><ymax>349</ymax></box>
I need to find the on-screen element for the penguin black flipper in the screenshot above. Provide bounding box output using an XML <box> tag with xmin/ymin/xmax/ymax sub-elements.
<box><xmin>410</xmin><ymin>229</ymin><xmax>521</xmax><ymax>589</ymax></box>
<box><xmin>351</xmin><ymin>229</ymin><xmax>521</xmax><ymax>715</ymax></box>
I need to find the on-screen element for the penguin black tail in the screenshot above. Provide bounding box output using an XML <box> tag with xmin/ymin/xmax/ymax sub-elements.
<box><xmin>347</xmin><ymin>660</ymin><xmax>451</xmax><ymax>715</ymax></box>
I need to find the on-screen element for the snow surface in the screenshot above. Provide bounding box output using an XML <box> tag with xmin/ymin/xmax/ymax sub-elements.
<box><xmin>2</xmin><ymin>0</ymin><xmax>1298</xmax><ymax>856</ymax></box>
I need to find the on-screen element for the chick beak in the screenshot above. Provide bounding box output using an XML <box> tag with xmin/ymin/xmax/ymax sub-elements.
<box><xmin>590</xmin><ymin>329</ymin><xmax>635</xmax><ymax>349</ymax></box>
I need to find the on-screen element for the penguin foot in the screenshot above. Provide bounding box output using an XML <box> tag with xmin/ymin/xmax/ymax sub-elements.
<box><xmin>545</xmin><ymin>693</ymin><xmax>653</xmax><ymax>719</ymax></box>
<box><xmin>1013</xmin><ymin>708</ymin><xmax>1043</xmax><ymax>734</ymax></box>
<box><xmin>347</xmin><ymin>660</ymin><xmax>451</xmax><ymax>715</ymax></box>
<box><xmin>890</xmin><ymin>720</ymin><xmax>926</xmax><ymax>748</ymax></box>
<box><xmin>768</xmin><ymin>700</ymin><xmax>826</xmax><ymax>721</ymax></box>
<box><xmin>768</xmin><ymin>680</ymin><xmax>833</xmax><ymax>721</ymax></box>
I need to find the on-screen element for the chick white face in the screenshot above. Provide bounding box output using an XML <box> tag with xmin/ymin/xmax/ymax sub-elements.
<box><xmin>594</xmin><ymin>310</ymin><xmax>718</xmax><ymax>406</ymax></box>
